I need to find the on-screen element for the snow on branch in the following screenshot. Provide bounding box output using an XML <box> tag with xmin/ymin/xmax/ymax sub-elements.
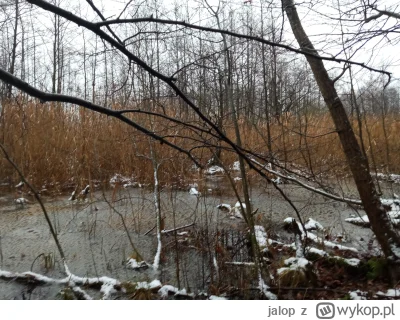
<box><xmin>250</xmin><ymin>158</ymin><xmax>362</xmax><ymax>205</ymax></box>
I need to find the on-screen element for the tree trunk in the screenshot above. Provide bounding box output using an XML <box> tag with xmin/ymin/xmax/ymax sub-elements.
<box><xmin>282</xmin><ymin>0</ymin><xmax>400</xmax><ymax>280</ymax></box>
<box><xmin>7</xmin><ymin>0</ymin><xmax>19</xmax><ymax>99</ymax></box>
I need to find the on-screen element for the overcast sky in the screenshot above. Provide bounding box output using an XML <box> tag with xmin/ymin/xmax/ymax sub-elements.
<box><xmin>84</xmin><ymin>0</ymin><xmax>400</xmax><ymax>85</ymax></box>
<box><xmin>25</xmin><ymin>0</ymin><xmax>400</xmax><ymax>91</ymax></box>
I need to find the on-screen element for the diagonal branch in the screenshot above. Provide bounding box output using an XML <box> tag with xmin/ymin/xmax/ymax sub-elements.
<box><xmin>0</xmin><ymin>143</ymin><xmax>66</xmax><ymax>261</ymax></box>
<box><xmin>85</xmin><ymin>0</ymin><xmax>123</xmax><ymax>45</ymax></box>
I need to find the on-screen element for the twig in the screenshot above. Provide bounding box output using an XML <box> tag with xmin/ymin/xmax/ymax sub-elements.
<box><xmin>162</xmin><ymin>222</ymin><xmax>195</xmax><ymax>234</ymax></box>
<box><xmin>144</xmin><ymin>225</ymin><xmax>156</xmax><ymax>236</ymax></box>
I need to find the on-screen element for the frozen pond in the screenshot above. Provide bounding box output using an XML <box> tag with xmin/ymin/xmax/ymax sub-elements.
<box><xmin>0</xmin><ymin>176</ymin><xmax>398</xmax><ymax>299</ymax></box>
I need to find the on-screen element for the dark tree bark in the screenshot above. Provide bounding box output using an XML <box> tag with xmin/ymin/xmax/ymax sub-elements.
<box><xmin>282</xmin><ymin>0</ymin><xmax>400</xmax><ymax>280</ymax></box>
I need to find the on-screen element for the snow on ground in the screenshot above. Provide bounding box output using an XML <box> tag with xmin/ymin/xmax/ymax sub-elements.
<box><xmin>346</xmin><ymin>198</ymin><xmax>400</xmax><ymax>227</ymax></box>
<box><xmin>157</xmin><ymin>284</ymin><xmax>197</xmax><ymax>299</ymax></box>
<box><xmin>1</xmin><ymin>264</ymin><xmax>121</xmax><ymax>300</ymax></box>
<box><xmin>272</xmin><ymin>177</ymin><xmax>282</xmax><ymax>184</ymax></box>
<box><xmin>100</xmin><ymin>281</ymin><xmax>117</xmax><ymax>299</ymax></box>
<box><xmin>109</xmin><ymin>174</ymin><xmax>140</xmax><ymax>188</ymax></box>
<box><xmin>126</xmin><ymin>258</ymin><xmax>148</xmax><ymax>270</ymax></box>
<box><xmin>216</xmin><ymin>202</ymin><xmax>244</xmax><ymax>219</ymax></box>
<box><xmin>375</xmin><ymin>288</ymin><xmax>400</xmax><ymax>298</ymax></box>
<box><xmin>225</xmin><ymin>261</ymin><xmax>255</xmax><ymax>266</ymax></box>
<box><xmin>304</xmin><ymin>218</ymin><xmax>324</xmax><ymax>231</ymax></box>
<box><xmin>277</xmin><ymin>257</ymin><xmax>310</xmax><ymax>275</ymax></box>
<box><xmin>232</xmin><ymin>161</ymin><xmax>240</xmax><ymax>171</ymax></box>
<box><xmin>259</xmin><ymin>276</ymin><xmax>277</xmax><ymax>300</ymax></box>
<box><xmin>233</xmin><ymin>201</ymin><xmax>245</xmax><ymax>218</ymax></box>
<box><xmin>308</xmin><ymin>247</ymin><xmax>328</xmax><ymax>257</ymax></box>
<box><xmin>343</xmin><ymin>258</ymin><xmax>361</xmax><ymax>267</ymax></box>
<box><xmin>306</xmin><ymin>232</ymin><xmax>358</xmax><ymax>253</ymax></box>
<box><xmin>158</xmin><ymin>285</ymin><xmax>178</xmax><ymax>298</ymax></box>
<box><xmin>284</xmin><ymin>217</ymin><xmax>295</xmax><ymax>224</ymax></box>
<box><xmin>189</xmin><ymin>187</ymin><xmax>201</xmax><ymax>196</ymax></box>
<box><xmin>284</xmin><ymin>217</ymin><xmax>358</xmax><ymax>253</ymax></box>
<box><xmin>71</xmin><ymin>286</ymin><xmax>93</xmax><ymax>300</ymax></box>
<box><xmin>349</xmin><ymin>290</ymin><xmax>367</xmax><ymax>300</ymax></box>
<box><xmin>14</xmin><ymin>198</ymin><xmax>29</xmax><ymax>205</ymax></box>
<box><xmin>136</xmin><ymin>279</ymin><xmax>162</xmax><ymax>290</ymax></box>
<box><xmin>254</xmin><ymin>225</ymin><xmax>268</xmax><ymax>248</ymax></box>
<box><xmin>209</xmin><ymin>295</ymin><xmax>228</xmax><ymax>300</ymax></box>
<box><xmin>307</xmin><ymin>247</ymin><xmax>360</xmax><ymax>266</ymax></box>
<box><xmin>374</xmin><ymin>173</ymin><xmax>400</xmax><ymax>184</ymax></box>
<box><xmin>204</xmin><ymin>165</ymin><xmax>224</xmax><ymax>175</ymax></box>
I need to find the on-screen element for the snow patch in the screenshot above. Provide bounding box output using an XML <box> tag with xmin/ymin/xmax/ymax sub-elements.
<box><xmin>346</xmin><ymin>200</ymin><xmax>400</xmax><ymax>227</ymax></box>
<box><xmin>308</xmin><ymin>247</ymin><xmax>328</xmax><ymax>257</ymax></box>
<box><xmin>205</xmin><ymin>166</ymin><xmax>224</xmax><ymax>175</ymax></box>
<box><xmin>259</xmin><ymin>276</ymin><xmax>277</xmax><ymax>300</ymax></box>
<box><xmin>272</xmin><ymin>177</ymin><xmax>282</xmax><ymax>184</ymax></box>
<box><xmin>109</xmin><ymin>174</ymin><xmax>139</xmax><ymax>188</ymax></box>
<box><xmin>127</xmin><ymin>258</ymin><xmax>148</xmax><ymax>270</ymax></box>
<box><xmin>343</xmin><ymin>258</ymin><xmax>361</xmax><ymax>267</ymax></box>
<box><xmin>374</xmin><ymin>173</ymin><xmax>400</xmax><ymax>184</ymax></box>
<box><xmin>158</xmin><ymin>285</ymin><xmax>178</xmax><ymax>298</ymax></box>
<box><xmin>349</xmin><ymin>290</ymin><xmax>367</xmax><ymax>300</ymax></box>
<box><xmin>284</xmin><ymin>217</ymin><xmax>295</xmax><ymax>224</ymax></box>
<box><xmin>14</xmin><ymin>198</ymin><xmax>29</xmax><ymax>205</ymax></box>
<box><xmin>209</xmin><ymin>295</ymin><xmax>228</xmax><ymax>300</ymax></box>
<box><xmin>232</xmin><ymin>161</ymin><xmax>240</xmax><ymax>171</ymax></box>
<box><xmin>68</xmin><ymin>190</ymin><xmax>76</xmax><ymax>201</ymax></box>
<box><xmin>15</xmin><ymin>181</ymin><xmax>24</xmax><ymax>188</ymax></box>
<box><xmin>233</xmin><ymin>201</ymin><xmax>245</xmax><ymax>218</ymax></box>
<box><xmin>285</xmin><ymin>217</ymin><xmax>358</xmax><ymax>253</ymax></box>
<box><xmin>307</xmin><ymin>232</ymin><xmax>358</xmax><ymax>253</ymax></box>
<box><xmin>189</xmin><ymin>187</ymin><xmax>201</xmax><ymax>196</ymax></box>
<box><xmin>254</xmin><ymin>225</ymin><xmax>268</xmax><ymax>248</ymax></box>
<box><xmin>304</xmin><ymin>218</ymin><xmax>324</xmax><ymax>231</ymax></box>
<box><xmin>100</xmin><ymin>282</ymin><xmax>117</xmax><ymax>300</ymax></box>
<box><xmin>136</xmin><ymin>279</ymin><xmax>162</xmax><ymax>290</ymax></box>
<box><xmin>375</xmin><ymin>288</ymin><xmax>400</xmax><ymax>298</ymax></box>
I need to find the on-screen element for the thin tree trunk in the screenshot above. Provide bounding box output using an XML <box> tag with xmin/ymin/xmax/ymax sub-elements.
<box><xmin>7</xmin><ymin>0</ymin><xmax>19</xmax><ymax>99</ymax></box>
<box><xmin>282</xmin><ymin>0</ymin><xmax>400</xmax><ymax>280</ymax></box>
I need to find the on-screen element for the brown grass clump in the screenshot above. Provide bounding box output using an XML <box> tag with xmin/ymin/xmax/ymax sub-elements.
<box><xmin>1</xmin><ymin>98</ymin><xmax>399</xmax><ymax>189</ymax></box>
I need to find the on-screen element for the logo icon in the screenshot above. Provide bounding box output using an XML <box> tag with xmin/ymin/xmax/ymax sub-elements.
<box><xmin>316</xmin><ymin>303</ymin><xmax>335</xmax><ymax>319</ymax></box>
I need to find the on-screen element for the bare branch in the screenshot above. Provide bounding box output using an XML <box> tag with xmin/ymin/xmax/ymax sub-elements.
<box><xmin>0</xmin><ymin>67</ymin><xmax>201</xmax><ymax>167</ymax></box>
<box><xmin>94</xmin><ymin>16</ymin><xmax>392</xmax><ymax>77</ymax></box>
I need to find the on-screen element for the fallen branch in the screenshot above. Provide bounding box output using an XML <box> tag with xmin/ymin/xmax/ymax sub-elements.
<box><xmin>250</xmin><ymin>158</ymin><xmax>363</xmax><ymax>205</ymax></box>
<box><xmin>162</xmin><ymin>222</ymin><xmax>195</xmax><ymax>234</ymax></box>
<box><xmin>0</xmin><ymin>267</ymin><xmax>119</xmax><ymax>300</ymax></box>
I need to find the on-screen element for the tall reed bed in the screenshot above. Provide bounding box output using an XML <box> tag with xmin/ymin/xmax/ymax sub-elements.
<box><xmin>1</xmin><ymin>99</ymin><xmax>399</xmax><ymax>189</ymax></box>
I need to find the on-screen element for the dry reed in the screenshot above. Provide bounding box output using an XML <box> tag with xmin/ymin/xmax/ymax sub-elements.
<box><xmin>1</xmin><ymin>99</ymin><xmax>399</xmax><ymax>190</ymax></box>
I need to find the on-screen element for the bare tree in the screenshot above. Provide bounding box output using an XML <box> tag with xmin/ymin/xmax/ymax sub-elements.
<box><xmin>282</xmin><ymin>0</ymin><xmax>400</xmax><ymax>280</ymax></box>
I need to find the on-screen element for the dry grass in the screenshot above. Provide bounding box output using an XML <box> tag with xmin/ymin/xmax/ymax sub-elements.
<box><xmin>1</xmin><ymin>98</ymin><xmax>399</xmax><ymax>189</ymax></box>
